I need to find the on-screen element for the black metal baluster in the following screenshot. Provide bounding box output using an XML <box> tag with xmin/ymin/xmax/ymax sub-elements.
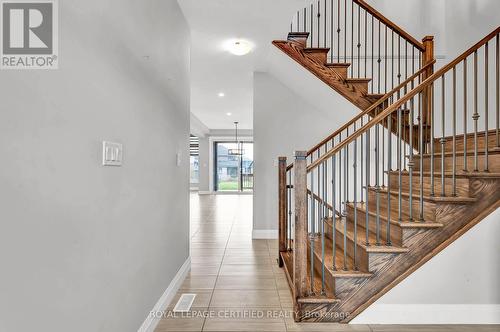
<box><xmin>304</xmin><ymin>7</ymin><xmax>307</xmax><ymax>34</ymax></box>
<box><xmin>378</xmin><ymin>20</ymin><xmax>381</xmax><ymax>94</ymax></box>
<box><xmin>473</xmin><ymin>50</ymin><xmax>479</xmax><ymax>172</ymax></box>
<box><xmin>311</xmin><ymin>3</ymin><xmax>314</xmax><ymax>49</ymax></box>
<box><xmin>441</xmin><ymin>76</ymin><xmax>446</xmax><ymax>196</ymax></box>
<box><xmin>353</xmin><ymin>136</ymin><xmax>358</xmax><ymax>269</ymax></box>
<box><xmin>375</xmin><ymin>107</ymin><xmax>381</xmax><ymax>244</ymax></box>
<box><xmin>497</xmin><ymin>33</ymin><xmax>499</xmax><ymax>147</ymax></box>
<box><xmin>404</xmin><ymin>41</ymin><xmax>408</xmax><ymax>170</ymax></box>
<box><xmin>387</xmin><ymin>111</ymin><xmax>392</xmax><ymax>245</ymax></box>
<box><xmin>361</xmin><ymin>117</ymin><xmax>364</xmax><ymax>202</ymax></box>
<box><xmin>297</xmin><ymin>11</ymin><xmax>300</xmax><ymax>32</ymax></box>
<box><xmin>371</xmin><ymin>15</ymin><xmax>374</xmax><ymax>93</ymax></box>
<box><xmin>430</xmin><ymin>81</ymin><xmax>435</xmax><ymax>196</ymax></box>
<box><xmin>324</xmin><ymin>0</ymin><xmax>327</xmax><ymax>48</ymax></box>
<box><xmin>344</xmin><ymin>0</ymin><xmax>347</xmax><ymax>63</ymax></box>
<box><xmin>419</xmin><ymin>91</ymin><xmax>425</xmax><ymax>221</ymax></box>
<box><xmin>343</xmin><ymin>142</ymin><xmax>348</xmax><ymax>270</ymax></box>
<box><xmin>452</xmin><ymin>66</ymin><xmax>457</xmax><ymax>196</ymax></box>
<box><xmin>332</xmin><ymin>152</ymin><xmax>337</xmax><ymax>270</ymax></box>
<box><xmin>331</xmin><ymin>0</ymin><xmax>334</xmax><ymax>63</ymax></box>
<box><xmin>317</xmin><ymin>0</ymin><xmax>320</xmax><ymax>48</ymax></box>
<box><xmin>310</xmin><ymin>155</ymin><xmax>315</xmax><ymax>295</ymax></box>
<box><xmin>485</xmin><ymin>42</ymin><xmax>489</xmax><ymax>172</ymax></box>
<box><xmin>351</xmin><ymin>0</ymin><xmax>354</xmax><ymax>77</ymax></box>
<box><xmin>398</xmin><ymin>104</ymin><xmax>402</xmax><ymax>222</ymax></box>
<box><xmin>321</xmin><ymin>159</ymin><xmax>326</xmax><ymax>295</ymax></box>
<box><xmin>392</xmin><ymin>30</ymin><xmax>395</xmax><ymax>90</ymax></box>
<box><xmin>385</xmin><ymin>26</ymin><xmax>388</xmax><ymax>93</ymax></box>
<box><xmin>337</xmin><ymin>0</ymin><xmax>340</xmax><ymax>62</ymax></box>
<box><xmin>365</xmin><ymin>125</ymin><xmax>370</xmax><ymax>245</ymax></box>
<box><xmin>409</xmin><ymin>92</ymin><xmax>415</xmax><ymax>221</ymax></box>
<box><xmin>357</xmin><ymin>4</ymin><xmax>360</xmax><ymax>77</ymax></box>
<box><xmin>463</xmin><ymin>58</ymin><xmax>468</xmax><ymax>172</ymax></box>
<box><xmin>346</xmin><ymin>127</ymin><xmax>349</xmax><ymax>203</ymax></box>
<box><xmin>364</xmin><ymin>10</ymin><xmax>367</xmax><ymax>78</ymax></box>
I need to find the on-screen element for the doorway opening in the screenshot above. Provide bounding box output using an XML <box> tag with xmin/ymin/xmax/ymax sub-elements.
<box><xmin>214</xmin><ymin>141</ymin><xmax>253</xmax><ymax>192</ymax></box>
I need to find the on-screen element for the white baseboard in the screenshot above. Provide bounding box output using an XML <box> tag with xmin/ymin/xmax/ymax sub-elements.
<box><xmin>198</xmin><ymin>191</ymin><xmax>212</xmax><ymax>195</ymax></box>
<box><xmin>350</xmin><ymin>304</ymin><xmax>500</xmax><ymax>324</ymax></box>
<box><xmin>198</xmin><ymin>191</ymin><xmax>253</xmax><ymax>196</ymax></box>
<box><xmin>252</xmin><ymin>229</ymin><xmax>278</xmax><ymax>239</ymax></box>
<box><xmin>137</xmin><ymin>257</ymin><xmax>191</xmax><ymax>332</ymax></box>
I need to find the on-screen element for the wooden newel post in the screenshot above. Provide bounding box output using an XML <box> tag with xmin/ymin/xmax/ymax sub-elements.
<box><xmin>422</xmin><ymin>36</ymin><xmax>434</xmax><ymax>127</ymax></box>
<box><xmin>293</xmin><ymin>151</ymin><xmax>308</xmax><ymax>305</ymax></box>
<box><xmin>278</xmin><ymin>156</ymin><xmax>287</xmax><ymax>267</ymax></box>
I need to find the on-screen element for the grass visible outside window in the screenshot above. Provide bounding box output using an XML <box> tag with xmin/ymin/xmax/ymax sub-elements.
<box><xmin>217</xmin><ymin>181</ymin><xmax>239</xmax><ymax>191</ymax></box>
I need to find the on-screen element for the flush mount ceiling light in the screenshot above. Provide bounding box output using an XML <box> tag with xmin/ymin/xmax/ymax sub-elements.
<box><xmin>218</xmin><ymin>92</ymin><xmax>225</xmax><ymax>97</ymax></box>
<box><xmin>224</xmin><ymin>39</ymin><xmax>253</xmax><ymax>56</ymax></box>
<box><xmin>226</xmin><ymin>112</ymin><xmax>232</xmax><ymax>116</ymax></box>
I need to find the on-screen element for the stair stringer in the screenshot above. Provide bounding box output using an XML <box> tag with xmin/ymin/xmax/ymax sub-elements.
<box><xmin>272</xmin><ymin>40</ymin><xmax>382</xmax><ymax>111</ymax></box>
<box><xmin>296</xmin><ymin>177</ymin><xmax>500</xmax><ymax>322</ymax></box>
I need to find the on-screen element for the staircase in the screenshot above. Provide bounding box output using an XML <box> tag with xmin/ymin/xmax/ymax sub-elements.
<box><xmin>275</xmin><ymin>0</ymin><xmax>500</xmax><ymax>323</ymax></box>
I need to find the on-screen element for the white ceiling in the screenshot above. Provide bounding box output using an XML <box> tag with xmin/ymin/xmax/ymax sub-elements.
<box><xmin>178</xmin><ymin>0</ymin><xmax>305</xmax><ymax>130</ymax></box>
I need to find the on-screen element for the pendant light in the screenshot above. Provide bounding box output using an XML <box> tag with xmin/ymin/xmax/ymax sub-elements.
<box><xmin>228</xmin><ymin>122</ymin><xmax>244</xmax><ymax>156</ymax></box>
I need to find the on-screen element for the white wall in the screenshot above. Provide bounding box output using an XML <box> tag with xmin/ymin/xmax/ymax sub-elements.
<box><xmin>353</xmin><ymin>207</ymin><xmax>500</xmax><ymax>323</ymax></box>
<box><xmin>0</xmin><ymin>1</ymin><xmax>190</xmax><ymax>331</ymax></box>
<box><xmin>198</xmin><ymin>136</ymin><xmax>210</xmax><ymax>192</ymax></box>
<box><xmin>253</xmin><ymin>71</ymin><xmax>357</xmax><ymax>235</ymax></box>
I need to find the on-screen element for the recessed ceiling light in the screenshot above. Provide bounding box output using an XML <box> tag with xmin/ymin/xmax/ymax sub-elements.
<box><xmin>218</xmin><ymin>92</ymin><xmax>225</xmax><ymax>97</ymax></box>
<box><xmin>226</xmin><ymin>112</ymin><xmax>232</xmax><ymax>116</ymax></box>
<box><xmin>224</xmin><ymin>39</ymin><xmax>253</xmax><ymax>56</ymax></box>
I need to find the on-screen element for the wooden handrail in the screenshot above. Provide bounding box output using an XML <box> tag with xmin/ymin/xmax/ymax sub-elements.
<box><xmin>306</xmin><ymin>26</ymin><xmax>500</xmax><ymax>172</ymax></box>
<box><xmin>353</xmin><ymin>0</ymin><xmax>424</xmax><ymax>51</ymax></box>
<box><xmin>285</xmin><ymin>59</ymin><xmax>435</xmax><ymax>172</ymax></box>
<box><xmin>307</xmin><ymin>189</ymin><xmax>342</xmax><ymax>217</ymax></box>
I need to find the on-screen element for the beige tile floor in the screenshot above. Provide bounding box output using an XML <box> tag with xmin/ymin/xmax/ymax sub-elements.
<box><xmin>154</xmin><ymin>193</ymin><xmax>499</xmax><ymax>332</ymax></box>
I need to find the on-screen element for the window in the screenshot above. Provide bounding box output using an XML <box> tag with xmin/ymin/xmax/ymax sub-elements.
<box><xmin>190</xmin><ymin>135</ymin><xmax>199</xmax><ymax>185</ymax></box>
<box><xmin>214</xmin><ymin>141</ymin><xmax>253</xmax><ymax>191</ymax></box>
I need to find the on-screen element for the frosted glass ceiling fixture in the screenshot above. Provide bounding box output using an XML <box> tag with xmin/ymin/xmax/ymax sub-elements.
<box><xmin>225</xmin><ymin>39</ymin><xmax>253</xmax><ymax>56</ymax></box>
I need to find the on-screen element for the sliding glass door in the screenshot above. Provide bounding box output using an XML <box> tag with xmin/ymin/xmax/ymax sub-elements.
<box><xmin>214</xmin><ymin>141</ymin><xmax>253</xmax><ymax>192</ymax></box>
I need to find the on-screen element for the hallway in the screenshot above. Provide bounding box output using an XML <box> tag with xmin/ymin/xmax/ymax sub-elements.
<box><xmin>153</xmin><ymin>194</ymin><xmax>498</xmax><ymax>332</ymax></box>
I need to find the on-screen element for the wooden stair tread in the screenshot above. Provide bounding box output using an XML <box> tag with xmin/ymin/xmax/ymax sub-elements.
<box><xmin>325</xmin><ymin>62</ymin><xmax>351</xmax><ymax>68</ymax></box>
<box><xmin>436</xmin><ymin>129</ymin><xmax>498</xmax><ymax>141</ymax></box>
<box><xmin>345</xmin><ymin>78</ymin><xmax>372</xmax><ymax>83</ymax></box>
<box><xmin>297</xmin><ymin>296</ymin><xmax>340</xmax><ymax>304</ymax></box>
<box><xmin>288</xmin><ymin>32</ymin><xmax>310</xmax><ymax>38</ymax></box>
<box><xmin>387</xmin><ymin>169</ymin><xmax>500</xmax><ymax>178</ymax></box>
<box><xmin>366</xmin><ymin>93</ymin><xmax>384</xmax><ymax>100</ymax></box>
<box><xmin>414</xmin><ymin>147</ymin><xmax>500</xmax><ymax>157</ymax></box>
<box><xmin>309</xmin><ymin>233</ymin><xmax>373</xmax><ymax>277</ymax></box>
<box><xmin>303</xmin><ymin>47</ymin><xmax>330</xmax><ymax>53</ymax></box>
<box><xmin>281</xmin><ymin>250</ymin><xmax>339</xmax><ymax>301</ymax></box>
<box><xmin>346</xmin><ymin>202</ymin><xmax>443</xmax><ymax>227</ymax></box>
<box><xmin>327</xmin><ymin>218</ymin><xmax>410</xmax><ymax>253</ymax></box>
<box><xmin>370</xmin><ymin>186</ymin><xmax>477</xmax><ymax>203</ymax></box>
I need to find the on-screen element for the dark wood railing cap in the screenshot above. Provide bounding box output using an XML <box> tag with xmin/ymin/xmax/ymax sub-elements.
<box><xmin>294</xmin><ymin>151</ymin><xmax>307</xmax><ymax>159</ymax></box>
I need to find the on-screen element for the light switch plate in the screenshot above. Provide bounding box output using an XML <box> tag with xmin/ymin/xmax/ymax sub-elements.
<box><xmin>102</xmin><ymin>141</ymin><xmax>123</xmax><ymax>166</ymax></box>
<box><xmin>176</xmin><ymin>151</ymin><xmax>181</xmax><ymax>166</ymax></box>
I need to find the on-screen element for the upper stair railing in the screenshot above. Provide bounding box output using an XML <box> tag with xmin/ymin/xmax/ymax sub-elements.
<box><xmin>288</xmin><ymin>0</ymin><xmax>433</xmax><ymax>95</ymax></box>
<box><xmin>278</xmin><ymin>26</ymin><xmax>500</xmax><ymax>303</ymax></box>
